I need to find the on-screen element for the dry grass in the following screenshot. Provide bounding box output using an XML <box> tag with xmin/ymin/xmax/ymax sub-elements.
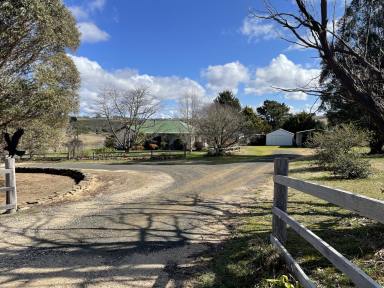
<box><xmin>78</xmin><ymin>133</ymin><xmax>106</xmax><ymax>149</ymax></box>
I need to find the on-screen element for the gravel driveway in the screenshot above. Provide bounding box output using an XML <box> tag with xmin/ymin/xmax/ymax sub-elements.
<box><xmin>0</xmin><ymin>159</ymin><xmax>277</xmax><ymax>287</ymax></box>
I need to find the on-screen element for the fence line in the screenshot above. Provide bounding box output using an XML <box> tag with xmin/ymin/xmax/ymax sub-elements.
<box><xmin>2</xmin><ymin>158</ymin><xmax>17</xmax><ymax>213</ymax></box>
<box><xmin>271</xmin><ymin>158</ymin><xmax>382</xmax><ymax>288</ymax></box>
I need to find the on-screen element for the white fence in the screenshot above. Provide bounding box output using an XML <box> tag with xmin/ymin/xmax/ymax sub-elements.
<box><xmin>1</xmin><ymin>158</ymin><xmax>17</xmax><ymax>213</ymax></box>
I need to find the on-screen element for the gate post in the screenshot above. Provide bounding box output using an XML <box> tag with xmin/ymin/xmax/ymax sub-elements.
<box><xmin>5</xmin><ymin>158</ymin><xmax>17</xmax><ymax>213</ymax></box>
<box><xmin>272</xmin><ymin>158</ymin><xmax>289</xmax><ymax>243</ymax></box>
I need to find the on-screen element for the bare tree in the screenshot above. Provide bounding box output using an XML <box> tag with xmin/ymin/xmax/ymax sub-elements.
<box><xmin>256</xmin><ymin>0</ymin><xmax>384</xmax><ymax>132</ymax></box>
<box><xmin>198</xmin><ymin>103</ymin><xmax>243</xmax><ymax>155</ymax></box>
<box><xmin>95</xmin><ymin>86</ymin><xmax>158</xmax><ymax>151</ymax></box>
<box><xmin>178</xmin><ymin>90</ymin><xmax>201</xmax><ymax>151</ymax></box>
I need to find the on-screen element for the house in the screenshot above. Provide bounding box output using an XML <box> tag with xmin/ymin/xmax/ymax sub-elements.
<box><xmin>266</xmin><ymin>129</ymin><xmax>294</xmax><ymax>146</ymax></box>
<box><xmin>115</xmin><ymin>119</ymin><xmax>198</xmax><ymax>150</ymax></box>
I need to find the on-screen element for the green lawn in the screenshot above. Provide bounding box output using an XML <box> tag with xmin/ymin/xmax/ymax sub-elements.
<box><xmin>193</xmin><ymin>154</ymin><xmax>384</xmax><ymax>288</ymax></box>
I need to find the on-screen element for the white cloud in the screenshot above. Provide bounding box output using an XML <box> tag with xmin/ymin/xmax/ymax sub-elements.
<box><xmin>77</xmin><ymin>22</ymin><xmax>110</xmax><ymax>43</ymax></box>
<box><xmin>67</xmin><ymin>1</ymin><xmax>109</xmax><ymax>44</ymax></box>
<box><xmin>89</xmin><ymin>0</ymin><xmax>106</xmax><ymax>12</ymax></box>
<box><xmin>68</xmin><ymin>0</ymin><xmax>107</xmax><ymax>20</ymax></box>
<box><xmin>201</xmin><ymin>61</ymin><xmax>249</xmax><ymax>94</ymax></box>
<box><xmin>240</xmin><ymin>17</ymin><xmax>279</xmax><ymax>41</ymax></box>
<box><xmin>245</xmin><ymin>54</ymin><xmax>320</xmax><ymax>101</ymax></box>
<box><xmin>68</xmin><ymin>6</ymin><xmax>88</xmax><ymax>20</ymax></box>
<box><xmin>69</xmin><ymin>55</ymin><xmax>206</xmax><ymax>114</ymax></box>
<box><xmin>285</xmin><ymin>91</ymin><xmax>308</xmax><ymax>100</ymax></box>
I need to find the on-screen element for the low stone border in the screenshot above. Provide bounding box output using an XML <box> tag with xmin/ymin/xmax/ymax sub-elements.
<box><xmin>15</xmin><ymin>167</ymin><xmax>96</xmax><ymax>210</ymax></box>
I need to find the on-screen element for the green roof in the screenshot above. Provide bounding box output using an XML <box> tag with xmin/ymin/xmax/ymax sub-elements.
<box><xmin>139</xmin><ymin>119</ymin><xmax>191</xmax><ymax>134</ymax></box>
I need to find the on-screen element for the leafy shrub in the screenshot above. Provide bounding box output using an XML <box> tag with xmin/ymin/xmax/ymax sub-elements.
<box><xmin>308</xmin><ymin>124</ymin><xmax>371</xmax><ymax>179</ymax></box>
<box><xmin>104</xmin><ymin>134</ymin><xmax>115</xmax><ymax>148</ymax></box>
<box><xmin>265</xmin><ymin>275</ymin><xmax>299</xmax><ymax>288</ymax></box>
<box><xmin>332</xmin><ymin>154</ymin><xmax>371</xmax><ymax>179</ymax></box>
<box><xmin>194</xmin><ymin>141</ymin><xmax>205</xmax><ymax>151</ymax></box>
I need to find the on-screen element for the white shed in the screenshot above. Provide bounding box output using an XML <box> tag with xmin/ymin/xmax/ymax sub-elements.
<box><xmin>266</xmin><ymin>129</ymin><xmax>294</xmax><ymax>146</ymax></box>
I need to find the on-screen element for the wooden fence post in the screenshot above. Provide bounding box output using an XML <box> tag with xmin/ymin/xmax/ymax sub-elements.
<box><xmin>5</xmin><ymin>158</ymin><xmax>17</xmax><ymax>213</ymax></box>
<box><xmin>272</xmin><ymin>158</ymin><xmax>289</xmax><ymax>244</ymax></box>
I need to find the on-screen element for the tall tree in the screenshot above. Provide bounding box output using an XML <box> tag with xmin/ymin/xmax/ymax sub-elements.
<box><xmin>95</xmin><ymin>87</ymin><xmax>159</xmax><ymax>151</ymax></box>
<box><xmin>178</xmin><ymin>90</ymin><xmax>201</xmax><ymax>151</ymax></box>
<box><xmin>242</xmin><ymin>106</ymin><xmax>271</xmax><ymax>135</ymax></box>
<box><xmin>319</xmin><ymin>0</ymin><xmax>384</xmax><ymax>153</ymax></box>
<box><xmin>257</xmin><ymin>0</ymin><xmax>384</xmax><ymax>134</ymax></box>
<box><xmin>214</xmin><ymin>90</ymin><xmax>241</xmax><ymax>111</ymax></box>
<box><xmin>256</xmin><ymin>100</ymin><xmax>290</xmax><ymax>130</ymax></box>
<box><xmin>282</xmin><ymin>112</ymin><xmax>324</xmax><ymax>133</ymax></box>
<box><xmin>0</xmin><ymin>0</ymin><xmax>80</xmax><ymax>139</ymax></box>
<box><xmin>198</xmin><ymin>103</ymin><xmax>243</xmax><ymax>155</ymax></box>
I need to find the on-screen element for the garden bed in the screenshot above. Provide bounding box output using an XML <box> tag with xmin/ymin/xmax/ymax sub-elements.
<box><xmin>0</xmin><ymin>168</ymin><xmax>94</xmax><ymax>210</ymax></box>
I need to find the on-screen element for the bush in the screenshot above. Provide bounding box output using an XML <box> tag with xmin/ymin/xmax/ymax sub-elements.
<box><xmin>104</xmin><ymin>135</ymin><xmax>115</xmax><ymax>148</ymax></box>
<box><xmin>332</xmin><ymin>154</ymin><xmax>371</xmax><ymax>179</ymax></box>
<box><xmin>194</xmin><ymin>141</ymin><xmax>205</xmax><ymax>151</ymax></box>
<box><xmin>308</xmin><ymin>124</ymin><xmax>371</xmax><ymax>179</ymax></box>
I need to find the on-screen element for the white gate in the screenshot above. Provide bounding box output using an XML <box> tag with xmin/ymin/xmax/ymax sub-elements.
<box><xmin>1</xmin><ymin>158</ymin><xmax>17</xmax><ymax>213</ymax></box>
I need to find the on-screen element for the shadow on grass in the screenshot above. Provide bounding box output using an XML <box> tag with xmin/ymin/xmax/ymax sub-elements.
<box><xmin>190</xmin><ymin>198</ymin><xmax>384</xmax><ymax>288</ymax></box>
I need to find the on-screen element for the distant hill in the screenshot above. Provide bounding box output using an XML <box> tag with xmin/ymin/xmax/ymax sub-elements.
<box><xmin>76</xmin><ymin>117</ymin><xmax>123</xmax><ymax>133</ymax></box>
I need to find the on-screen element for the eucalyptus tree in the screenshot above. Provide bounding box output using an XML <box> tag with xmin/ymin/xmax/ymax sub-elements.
<box><xmin>0</xmin><ymin>0</ymin><xmax>80</xmax><ymax>129</ymax></box>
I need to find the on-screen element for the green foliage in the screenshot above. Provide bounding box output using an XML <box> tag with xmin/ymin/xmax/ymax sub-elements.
<box><xmin>214</xmin><ymin>90</ymin><xmax>241</xmax><ymax>111</ymax></box>
<box><xmin>194</xmin><ymin>141</ymin><xmax>205</xmax><ymax>151</ymax></box>
<box><xmin>257</xmin><ymin>100</ymin><xmax>290</xmax><ymax>130</ymax></box>
<box><xmin>282</xmin><ymin>112</ymin><xmax>324</xmax><ymax>133</ymax></box>
<box><xmin>309</xmin><ymin>124</ymin><xmax>371</xmax><ymax>178</ymax></box>
<box><xmin>0</xmin><ymin>0</ymin><xmax>80</xmax><ymax>128</ymax></box>
<box><xmin>242</xmin><ymin>106</ymin><xmax>272</xmax><ymax>135</ymax></box>
<box><xmin>332</xmin><ymin>154</ymin><xmax>371</xmax><ymax>179</ymax></box>
<box><xmin>93</xmin><ymin>147</ymin><xmax>115</xmax><ymax>154</ymax></box>
<box><xmin>20</xmin><ymin>120</ymin><xmax>66</xmax><ymax>156</ymax></box>
<box><xmin>104</xmin><ymin>135</ymin><xmax>116</xmax><ymax>148</ymax></box>
<box><xmin>265</xmin><ymin>275</ymin><xmax>300</xmax><ymax>288</ymax></box>
<box><xmin>319</xmin><ymin>0</ymin><xmax>384</xmax><ymax>154</ymax></box>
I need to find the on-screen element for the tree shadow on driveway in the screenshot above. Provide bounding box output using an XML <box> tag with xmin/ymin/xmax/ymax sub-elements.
<box><xmin>0</xmin><ymin>193</ymin><xmax>267</xmax><ymax>287</ymax></box>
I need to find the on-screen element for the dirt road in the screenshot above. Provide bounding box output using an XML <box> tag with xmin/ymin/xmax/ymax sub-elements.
<box><xmin>0</xmin><ymin>159</ymin><xmax>277</xmax><ymax>287</ymax></box>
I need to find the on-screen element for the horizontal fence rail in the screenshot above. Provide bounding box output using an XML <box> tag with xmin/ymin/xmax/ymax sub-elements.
<box><xmin>271</xmin><ymin>158</ymin><xmax>382</xmax><ymax>288</ymax></box>
<box><xmin>274</xmin><ymin>175</ymin><xmax>384</xmax><ymax>224</ymax></box>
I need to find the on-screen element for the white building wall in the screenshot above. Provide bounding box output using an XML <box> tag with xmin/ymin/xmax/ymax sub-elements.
<box><xmin>266</xmin><ymin>129</ymin><xmax>294</xmax><ymax>146</ymax></box>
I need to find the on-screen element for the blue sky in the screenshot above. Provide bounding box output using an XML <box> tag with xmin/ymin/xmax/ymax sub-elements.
<box><xmin>65</xmin><ymin>0</ymin><xmax>326</xmax><ymax>116</ymax></box>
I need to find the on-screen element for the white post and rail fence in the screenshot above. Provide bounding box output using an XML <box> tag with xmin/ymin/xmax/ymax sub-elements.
<box><xmin>1</xmin><ymin>158</ymin><xmax>17</xmax><ymax>214</ymax></box>
<box><xmin>271</xmin><ymin>158</ymin><xmax>383</xmax><ymax>288</ymax></box>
